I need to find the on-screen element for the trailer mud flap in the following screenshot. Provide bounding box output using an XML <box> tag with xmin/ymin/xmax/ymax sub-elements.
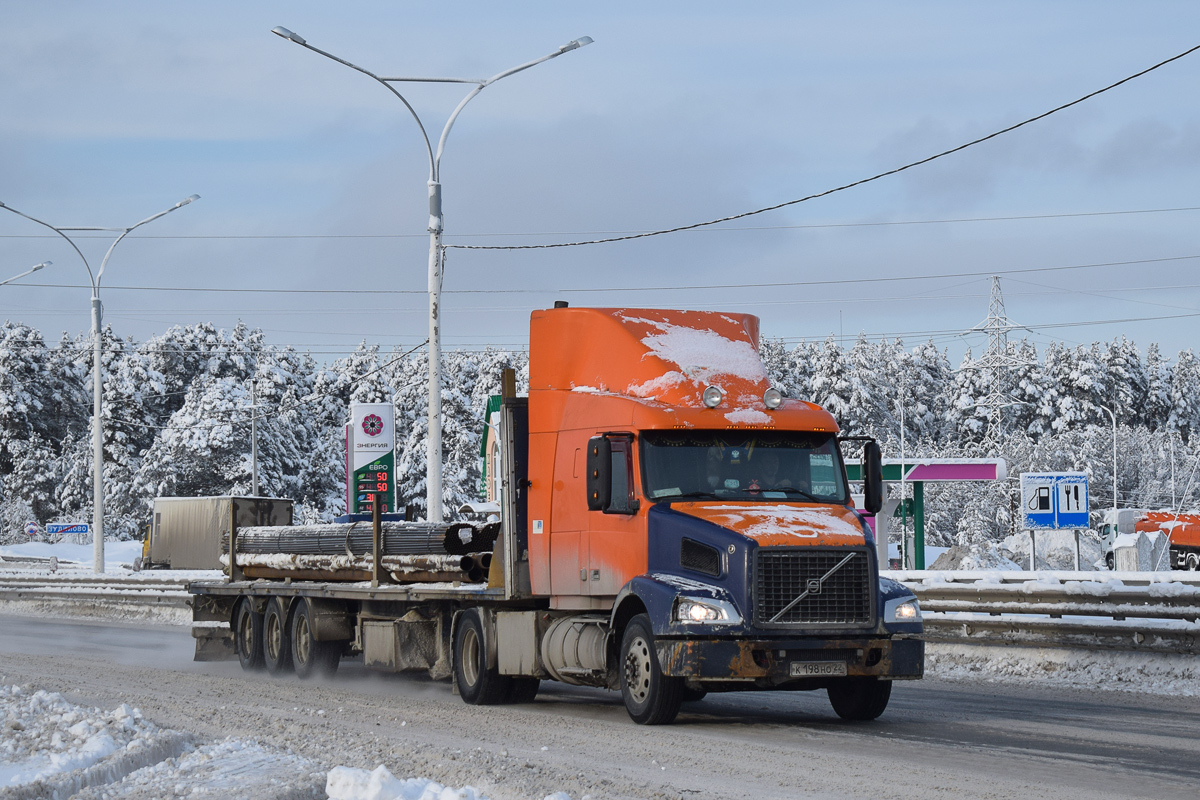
<box><xmin>192</xmin><ymin>624</ymin><xmax>235</xmax><ymax>661</ymax></box>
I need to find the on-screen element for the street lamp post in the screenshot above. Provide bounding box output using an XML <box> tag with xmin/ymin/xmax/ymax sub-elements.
<box><xmin>271</xmin><ymin>27</ymin><xmax>592</xmax><ymax>522</ymax></box>
<box><xmin>0</xmin><ymin>197</ymin><xmax>199</xmax><ymax>572</ymax></box>
<box><xmin>1098</xmin><ymin>404</ymin><xmax>1118</xmax><ymax>517</ymax></box>
<box><xmin>0</xmin><ymin>261</ymin><xmax>51</xmax><ymax>287</ymax></box>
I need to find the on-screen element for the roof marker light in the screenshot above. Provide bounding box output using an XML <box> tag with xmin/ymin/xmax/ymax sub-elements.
<box><xmin>702</xmin><ymin>386</ymin><xmax>724</xmax><ymax>408</ymax></box>
<box><xmin>763</xmin><ymin>388</ymin><xmax>782</xmax><ymax>409</ymax></box>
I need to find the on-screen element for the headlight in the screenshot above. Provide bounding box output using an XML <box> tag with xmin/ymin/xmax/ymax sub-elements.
<box><xmin>674</xmin><ymin>597</ymin><xmax>742</xmax><ymax>625</ymax></box>
<box><xmin>763</xmin><ymin>387</ymin><xmax>783</xmax><ymax>409</ymax></box>
<box><xmin>702</xmin><ymin>385</ymin><xmax>724</xmax><ymax>408</ymax></box>
<box><xmin>884</xmin><ymin>597</ymin><xmax>921</xmax><ymax>623</ymax></box>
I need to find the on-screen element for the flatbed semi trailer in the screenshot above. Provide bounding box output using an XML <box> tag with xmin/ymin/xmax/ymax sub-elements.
<box><xmin>190</xmin><ymin>306</ymin><xmax>924</xmax><ymax>724</ymax></box>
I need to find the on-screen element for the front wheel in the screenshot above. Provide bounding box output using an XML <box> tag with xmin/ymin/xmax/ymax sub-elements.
<box><xmin>290</xmin><ymin>601</ymin><xmax>340</xmax><ymax>679</ymax></box>
<box><xmin>234</xmin><ymin>599</ymin><xmax>264</xmax><ymax>672</ymax></box>
<box><xmin>1106</xmin><ymin>552</ymin><xmax>1115</xmax><ymax>571</ymax></box>
<box><xmin>620</xmin><ymin>614</ymin><xmax>682</xmax><ymax>725</ymax></box>
<box><xmin>827</xmin><ymin>678</ymin><xmax>892</xmax><ymax>721</ymax></box>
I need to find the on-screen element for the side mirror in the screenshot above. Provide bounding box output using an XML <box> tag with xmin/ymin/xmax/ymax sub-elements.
<box><xmin>586</xmin><ymin>436</ymin><xmax>611</xmax><ymax>511</ymax></box>
<box><xmin>862</xmin><ymin>440</ymin><xmax>883</xmax><ymax>515</ymax></box>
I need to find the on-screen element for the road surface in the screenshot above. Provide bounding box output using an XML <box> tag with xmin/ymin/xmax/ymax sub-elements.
<box><xmin>0</xmin><ymin>614</ymin><xmax>1196</xmax><ymax>799</ymax></box>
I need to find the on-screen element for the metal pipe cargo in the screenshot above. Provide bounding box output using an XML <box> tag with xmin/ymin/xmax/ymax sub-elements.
<box><xmin>228</xmin><ymin>521</ymin><xmax>498</xmax><ymax>558</ymax></box>
<box><xmin>226</xmin><ymin>552</ymin><xmax>472</xmax><ymax>584</ymax></box>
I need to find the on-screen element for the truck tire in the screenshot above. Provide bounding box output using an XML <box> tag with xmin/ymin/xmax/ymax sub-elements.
<box><xmin>619</xmin><ymin>614</ymin><xmax>682</xmax><ymax>725</ymax></box>
<box><xmin>680</xmin><ymin>686</ymin><xmax>708</xmax><ymax>703</ymax></box>
<box><xmin>1187</xmin><ymin>552</ymin><xmax>1199</xmax><ymax>571</ymax></box>
<box><xmin>453</xmin><ymin>610</ymin><xmax>512</xmax><ymax>705</ymax></box>
<box><xmin>290</xmin><ymin>600</ymin><xmax>340</xmax><ymax>680</ymax></box>
<box><xmin>508</xmin><ymin>677</ymin><xmax>541</xmax><ymax>704</ymax></box>
<box><xmin>827</xmin><ymin>677</ymin><xmax>892</xmax><ymax>721</ymax></box>
<box><xmin>235</xmin><ymin>599</ymin><xmax>264</xmax><ymax>672</ymax></box>
<box><xmin>263</xmin><ymin>597</ymin><xmax>293</xmax><ymax>675</ymax></box>
<box><xmin>1106</xmin><ymin>552</ymin><xmax>1115</xmax><ymax>571</ymax></box>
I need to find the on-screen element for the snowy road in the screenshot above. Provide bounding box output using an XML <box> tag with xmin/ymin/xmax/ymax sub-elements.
<box><xmin>1</xmin><ymin>615</ymin><xmax>1197</xmax><ymax>800</ymax></box>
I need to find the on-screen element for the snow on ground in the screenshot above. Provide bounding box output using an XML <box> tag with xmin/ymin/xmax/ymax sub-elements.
<box><xmin>0</xmin><ymin>540</ymin><xmax>145</xmax><ymax>570</ymax></box>
<box><xmin>0</xmin><ymin>682</ymin><xmax>572</xmax><ymax>800</ymax></box>
<box><xmin>926</xmin><ymin>642</ymin><xmax>1200</xmax><ymax>697</ymax></box>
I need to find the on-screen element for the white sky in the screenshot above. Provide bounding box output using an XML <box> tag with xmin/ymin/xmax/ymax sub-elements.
<box><xmin>2</xmin><ymin>1</ymin><xmax>1199</xmax><ymax>365</ymax></box>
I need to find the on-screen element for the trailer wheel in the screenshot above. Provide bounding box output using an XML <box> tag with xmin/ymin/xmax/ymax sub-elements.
<box><xmin>291</xmin><ymin>601</ymin><xmax>340</xmax><ymax>680</ymax></box>
<box><xmin>619</xmin><ymin>614</ymin><xmax>682</xmax><ymax>725</ymax></box>
<box><xmin>827</xmin><ymin>677</ymin><xmax>892</xmax><ymax>721</ymax></box>
<box><xmin>234</xmin><ymin>599</ymin><xmax>264</xmax><ymax>672</ymax></box>
<box><xmin>453</xmin><ymin>610</ymin><xmax>511</xmax><ymax>705</ymax></box>
<box><xmin>263</xmin><ymin>597</ymin><xmax>293</xmax><ymax>675</ymax></box>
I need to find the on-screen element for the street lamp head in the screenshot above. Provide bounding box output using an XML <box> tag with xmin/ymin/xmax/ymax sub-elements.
<box><xmin>560</xmin><ymin>36</ymin><xmax>594</xmax><ymax>53</ymax></box>
<box><xmin>32</xmin><ymin>261</ymin><xmax>49</xmax><ymax>272</ymax></box>
<box><xmin>176</xmin><ymin>194</ymin><xmax>200</xmax><ymax>208</ymax></box>
<box><xmin>271</xmin><ymin>26</ymin><xmax>307</xmax><ymax>46</ymax></box>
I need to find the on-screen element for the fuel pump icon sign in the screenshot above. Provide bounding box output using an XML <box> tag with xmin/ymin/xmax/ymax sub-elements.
<box><xmin>1029</xmin><ymin>486</ymin><xmax>1051</xmax><ymax>511</ymax></box>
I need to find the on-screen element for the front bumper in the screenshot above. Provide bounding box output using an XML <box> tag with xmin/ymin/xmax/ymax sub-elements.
<box><xmin>656</xmin><ymin>635</ymin><xmax>924</xmax><ymax>685</ymax></box>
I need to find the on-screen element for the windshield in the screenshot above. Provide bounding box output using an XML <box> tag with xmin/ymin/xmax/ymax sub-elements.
<box><xmin>641</xmin><ymin>430</ymin><xmax>847</xmax><ymax>504</ymax></box>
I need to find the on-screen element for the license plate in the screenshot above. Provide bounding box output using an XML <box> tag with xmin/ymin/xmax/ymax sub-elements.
<box><xmin>790</xmin><ymin>661</ymin><xmax>848</xmax><ymax>677</ymax></box>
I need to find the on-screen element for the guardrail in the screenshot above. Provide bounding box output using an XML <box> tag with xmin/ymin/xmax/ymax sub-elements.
<box><xmin>887</xmin><ymin>570</ymin><xmax>1200</xmax><ymax>654</ymax></box>
<box><xmin>0</xmin><ymin>568</ymin><xmax>194</xmax><ymax>623</ymax></box>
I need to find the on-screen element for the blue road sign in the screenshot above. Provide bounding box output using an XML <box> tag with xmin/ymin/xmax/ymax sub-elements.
<box><xmin>47</xmin><ymin>523</ymin><xmax>90</xmax><ymax>536</ymax></box>
<box><xmin>1020</xmin><ymin>472</ymin><xmax>1089</xmax><ymax>530</ymax></box>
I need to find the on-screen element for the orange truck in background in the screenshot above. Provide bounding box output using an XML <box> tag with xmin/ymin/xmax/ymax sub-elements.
<box><xmin>1097</xmin><ymin>509</ymin><xmax>1200</xmax><ymax>570</ymax></box>
<box><xmin>191</xmin><ymin>305</ymin><xmax>923</xmax><ymax>725</ymax></box>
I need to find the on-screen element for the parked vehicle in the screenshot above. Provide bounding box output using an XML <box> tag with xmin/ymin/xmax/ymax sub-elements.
<box><xmin>1097</xmin><ymin>508</ymin><xmax>1200</xmax><ymax>570</ymax></box>
<box><xmin>143</xmin><ymin>496</ymin><xmax>293</xmax><ymax>570</ymax></box>
<box><xmin>189</xmin><ymin>306</ymin><xmax>923</xmax><ymax>724</ymax></box>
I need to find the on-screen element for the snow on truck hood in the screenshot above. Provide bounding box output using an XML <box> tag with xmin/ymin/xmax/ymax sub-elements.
<box><xmin>673</xmin><ymin>502</ymin><xmax>867</xmax><ymax>547</ymax></box>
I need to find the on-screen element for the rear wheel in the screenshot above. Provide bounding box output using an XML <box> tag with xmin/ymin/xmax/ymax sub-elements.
<box><xmin>620</xmin><ymin>614</ymin><xmax>682</xmax><ymax>725</ymax></box>
<box><xmin>1187</xmin><ymin>552</ymin><xmax>1199</xmax><ymax>571</ymax></box>
<box><xmin>290</xmin><ymin>601</ymin><xmax>340</xmax><ymax>679</ymax></box>
<box><xmin>234</xmin><ymin>599</ymin><xmax>264</xmax><ymax>672</ymax></box>
<box><xmin>827</xmin><ymin>678</ymin><xmax>892</xmax><ymax>721</ymax></box>
<box><xmin>508</xmin><ymin>677</ymin><xmax>541</xmax><ymax>704</ymax></box>
<box><xmin>1105</xmin><ymin>552</ymin><xmax>1115</xmax><ymax>571</ymax></box>
<box><xmin>453</xmin><ymin>610</ymin><xmax>511</xmax><ymax>705</ymax></box>
<box><xmin>263</xmin><ymin>597</ymin><xmax>292</xmax><ymax>675</ymax></box>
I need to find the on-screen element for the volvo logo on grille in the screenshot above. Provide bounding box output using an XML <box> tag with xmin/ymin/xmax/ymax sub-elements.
<box><xmin>806</xmin><ymin>578</ymin><xmax>822</xmax><ymax>594</ymax></box>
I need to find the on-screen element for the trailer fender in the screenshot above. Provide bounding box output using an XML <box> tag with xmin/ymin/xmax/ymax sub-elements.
<box><xmin>300</xmin><ymin>597</ymin><xmax>353</xmax><ymax>642</ymax></box>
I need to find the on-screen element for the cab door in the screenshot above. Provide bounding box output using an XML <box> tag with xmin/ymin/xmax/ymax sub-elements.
<box><xmin>585</xmin><ymin>434</ymin><xmax>647</xmax><ymax>598</ymax></box>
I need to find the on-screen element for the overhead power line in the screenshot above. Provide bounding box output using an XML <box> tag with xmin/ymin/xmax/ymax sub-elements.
<box><xmin>441</xmin><ymin>42</ymin><xmax>1200</xmax><ymax>252</ymax></box>
<box><xmin>10</xmin><ymin>252</ymin><xmax>1200</xmax><ymax>297</ymax></box>
<box><xmin>1</xmin><ymin>204</ymin><xmax>1198</xmax><ymax>240</ymax></box>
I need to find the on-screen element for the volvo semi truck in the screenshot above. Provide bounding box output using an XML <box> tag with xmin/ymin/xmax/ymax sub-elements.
<box><xmin>189</xmin><ymin>306</ymin><xmax>923</xmax><ymax>724</ymax></box>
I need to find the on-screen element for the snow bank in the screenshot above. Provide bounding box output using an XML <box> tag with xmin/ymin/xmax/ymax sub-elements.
<box><xmin>0</xmin><ymin>540</ymin><xmax>145</xmax><ymax>570</ymax></box>
<box><xmin>326</xmin><ymin>765</ymin><xmax>573</xmax><ymax>800</ymax></box>
<box><xmin>926</xmin><ymin>642</ymin><xmax>1200</xmax><ymax>697</ymax></box>
<box><xmin>0</xmin><ymin>684</ymin><xmax>191</xmax><ymax>795</ymax></box>
<box><xmin>929</xmin><ymin>542</ymin><xmax>1022</xmax><ymax>571</ymax></box>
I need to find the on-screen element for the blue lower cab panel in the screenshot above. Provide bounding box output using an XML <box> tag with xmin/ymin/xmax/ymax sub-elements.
<box><xmin>655</xmin><ymin>636</ymin><xmax>923</xmax><ymax>684</ymax></box>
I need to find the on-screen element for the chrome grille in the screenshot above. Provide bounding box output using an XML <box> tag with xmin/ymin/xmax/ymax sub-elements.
<box><xmin>754</xmin><ymin>549</ymin><xmax>873</xmax><ymax>627</ymax></box>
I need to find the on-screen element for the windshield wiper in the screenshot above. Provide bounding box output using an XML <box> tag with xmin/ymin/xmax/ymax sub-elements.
<box><xmin>663</xmin><ymin>491</ymin><xmax>724</xmax><ymax>501</ymax></box>
<box><xmin>762</xmin><ymin>487</ymin><xmax>824</xmax><ymax>503</ymax></box>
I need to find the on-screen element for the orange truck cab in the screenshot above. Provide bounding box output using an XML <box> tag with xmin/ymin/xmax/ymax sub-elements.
<box><xmin>484</xmin><ymin>305</ymin><xmax>923</xmax><ymax>723</ymax></box>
